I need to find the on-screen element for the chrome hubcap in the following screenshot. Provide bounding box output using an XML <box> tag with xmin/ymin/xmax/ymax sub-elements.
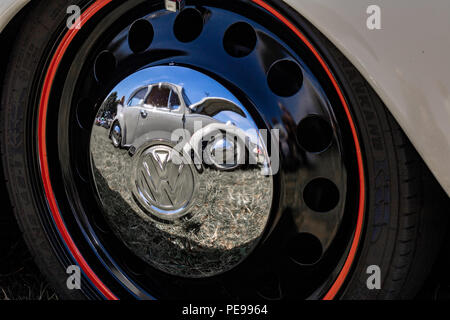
<box><xmin>90</xmin><ymin>65</ymin><xmax>273</xmax><ymax>277</ymax></box>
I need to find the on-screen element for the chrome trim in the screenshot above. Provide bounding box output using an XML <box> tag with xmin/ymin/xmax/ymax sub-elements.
<box><xmin>90</xmin><ymin>65</ymin><xmax>273</xmax><ymax>277</ymax></box>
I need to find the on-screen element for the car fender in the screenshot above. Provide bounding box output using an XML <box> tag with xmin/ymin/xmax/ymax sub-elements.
<box><xmin>283</xmin><ymin>0</ymin><xmax>450</xmax><ymax>195</ymax></box>
<box><xmin>0</xmin><ymin>0</ymin><xmax>29</xmax><ymax>32</ymax></box>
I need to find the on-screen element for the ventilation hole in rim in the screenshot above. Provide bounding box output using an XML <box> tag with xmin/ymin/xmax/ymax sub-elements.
<box><xmin>173</xmin><ymin>8</ymin><xmax>203</xmax><ymax>43</ymax></box>
<box><xmin>128</xmin><ymin>19</ymin><xmax>154</xmax><ymax>53</ymax></box>
<box><xmin>303</xmin><ymin>178</ymin><xmax>340</xmax><ymax>212</ymax></box>
<box><xmin>223</xmin><ymin>22</ymin><xmax>257</xmax><ymax>58</ymax></box>
<box><xmin>267</xmin><ymin>60</ymin><xmax>303</xmax><ymax>97</ymax></box>
<box><xmin>94</xmin><ymin>51</ymin><xmax>116</xmax><ymax>83</ymax></box>
<box><xmin>76</xmin><ymin>98</ymin><xmax>95</xmax><ymax>130</ymax></box>
<box><xmin>297</xmin><ymin>116</ymin><xmax>333</xmax><ymax>153</ymax></box>
<box><xmin>286</xmin><ymin>233</ymin><xmax>323</xmax><ymax>265</ymax></box>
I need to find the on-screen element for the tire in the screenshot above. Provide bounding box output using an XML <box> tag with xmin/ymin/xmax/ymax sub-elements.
<box><xmin>1</xmin><ymin>0</ymin><xmax>447</xmax><ymax>300</ymax></box>
<box><xmin>1</xmin><ymin>0</ymin><xmax>88</xmax><ymax>300</ymax></box>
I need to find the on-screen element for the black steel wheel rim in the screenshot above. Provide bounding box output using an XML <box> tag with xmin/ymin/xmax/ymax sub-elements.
<box><xmin>36</xmin><ymin>0</ymin><xmax>364</xmax><ymax>300</ymax></box>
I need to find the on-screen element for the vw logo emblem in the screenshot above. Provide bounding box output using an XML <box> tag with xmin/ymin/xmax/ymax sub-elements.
<box><xmin>132</xmin><ymin>144</ymin><xmax>196</xmax><ymax>220</ymax></box>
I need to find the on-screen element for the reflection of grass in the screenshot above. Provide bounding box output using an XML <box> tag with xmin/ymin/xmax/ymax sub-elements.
<box><xmin>91</xmin><ymin>126</ymin><xmax>273</xmax><ymax>277</ymax></box>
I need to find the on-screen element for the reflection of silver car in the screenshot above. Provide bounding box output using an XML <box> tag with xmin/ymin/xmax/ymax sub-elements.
<box><xmin>109</xmin><ymin>82</ymin><xmax>249</xmax><ymax>168</ymax></box>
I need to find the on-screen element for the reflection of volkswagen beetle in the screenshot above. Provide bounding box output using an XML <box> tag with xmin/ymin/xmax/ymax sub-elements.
<box><xmin>109</xmin><ymin>82</ymin><xmax>252</xmax><ymax>169</ymax></box>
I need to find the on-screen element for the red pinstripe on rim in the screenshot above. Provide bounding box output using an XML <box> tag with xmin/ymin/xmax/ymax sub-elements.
<box><xmin>37</xmin><ymin>0</ymin><xmax>365</xmax><ymax>300</ymax></box>
<box><xmin>38</xmin><ymin>0</ymin><xmax>116</xmax><ymax>300</ymax></box>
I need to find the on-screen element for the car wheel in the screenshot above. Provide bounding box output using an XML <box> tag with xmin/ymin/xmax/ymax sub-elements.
<box><xmin>1</xmin><ymin>0</ymin><xmax>446</xmax><ymax>299</ymax></box>
<box><xmin>203</xmin><ymin>133</ymin><xmax>243</xmax><ymax>171</ymax></box>
<box><xmin>110</xmin><ymin>122</ymin><xmax>122</xmax><ymax>148</ymax></box>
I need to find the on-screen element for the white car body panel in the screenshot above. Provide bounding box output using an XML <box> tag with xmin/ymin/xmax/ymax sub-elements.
<box><xmin>0</xmin><ymin>0</ymin><xmax>28</xmax><ymax>32</ymax></box>
<box><xmin>284</xmin><ymin>0</ymin><xmax>450</xmax><ymax>195</ymax></box>
<box><xmin>1</xmin><ymin>0</ymin><xmax>449</xmax><ymax>195</ymax></box>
